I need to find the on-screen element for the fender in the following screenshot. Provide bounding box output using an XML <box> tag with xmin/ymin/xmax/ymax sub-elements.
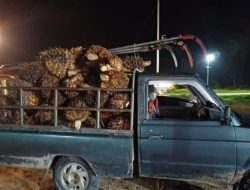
<box><xmin>164</xmin><ymin>45</ymin><xmax>178</xmax><ymax>68</ymax></box>
<box><xmin>179</xmin><ymin>34</ymin><xmax>207</xmax><ymax>56</ymax></box>
<box><xmin>176</xmin><ymin>41</ymin><xmax>193</xmax><ymax>68</ymax></box>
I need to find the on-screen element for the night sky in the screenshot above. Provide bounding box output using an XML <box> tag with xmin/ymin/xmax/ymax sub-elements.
<box><xmin>0</xmin><ymin>0</ymin><xmax>250</xmax><ymax>86</ymax></box>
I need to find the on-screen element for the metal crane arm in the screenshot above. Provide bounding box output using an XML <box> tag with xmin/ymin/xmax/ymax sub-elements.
<box><xmin>109</xmin><ymin>34</ymin><xmax>207</xmax><ymax>68</ymax></box>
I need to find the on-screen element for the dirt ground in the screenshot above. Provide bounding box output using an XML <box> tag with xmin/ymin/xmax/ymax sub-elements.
<box><xmin>0</xmin><ymin>167</ymin><xmax>228</xmax><ymax>190</ymax></box>
<box><xmin>0</xmin><ymin>167</ymin><xmax>54</xmax><ymax>190</ymax></box>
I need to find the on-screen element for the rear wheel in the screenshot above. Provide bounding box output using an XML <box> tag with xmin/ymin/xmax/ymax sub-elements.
<box><xmin>53</xmin><ymin>157</ymin><xmax>100</xmax><ymax>190</ymax></box>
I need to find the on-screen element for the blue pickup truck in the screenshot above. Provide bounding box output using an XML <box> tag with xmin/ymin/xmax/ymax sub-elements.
<box><xmin>0</xmin><ymin>72</ymin><xmax>249</xmax><ymax>190</ymax></box>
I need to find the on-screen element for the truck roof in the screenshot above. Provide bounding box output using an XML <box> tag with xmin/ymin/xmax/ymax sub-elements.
<box><xmin>137</xmin><ymin>72</ymin><xmax>207</xmax><ymax>86</ymax></box>
<box><xmin>137</xmin><ymin>72</ymin><xmax>201</xmax><ymax>79</ymax></box>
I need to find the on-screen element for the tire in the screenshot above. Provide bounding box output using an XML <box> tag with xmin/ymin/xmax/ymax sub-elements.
<box><xmin>233</xmin><ymin>182</ymin><xmax>240</xmax><ymax>190</ymax></box>
<box><xmin>236</xmin><ymin>173</ymin><xmax>250</xmax><ymax>190</ymax></box>
<box><xmin>53</xmin><ymin>157</ymin><xmax>100</xmax><ymax>190</ymax></box>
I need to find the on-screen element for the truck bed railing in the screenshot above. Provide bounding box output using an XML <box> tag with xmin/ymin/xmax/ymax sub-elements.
<box><xmin>0</xmin><ymin>87</ymin><xmax>134</xmax><ymax>130</ymax></box>
<box><xmin>0</xmin><ymin>83</ymin><xmax>135</xmax><ymax>131</ymax></box>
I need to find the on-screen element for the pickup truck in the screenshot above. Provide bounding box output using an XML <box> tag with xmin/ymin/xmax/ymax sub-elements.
<box><xmin>0</xmin><ymin>71</ymin><xmax>249</xmax><ymax>190</ymax></box>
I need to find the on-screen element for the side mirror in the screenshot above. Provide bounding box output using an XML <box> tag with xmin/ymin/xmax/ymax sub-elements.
<box><xmin>223</xmin><ymin>106</ymin><xmax>231</xmax><ymax>125</ymax></box>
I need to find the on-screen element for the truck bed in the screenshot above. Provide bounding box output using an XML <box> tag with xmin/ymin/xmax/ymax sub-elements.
<box><xmin>0</xmin><ymin>85</ymin><xmax>135</xmax><ymax>178</ymax></box>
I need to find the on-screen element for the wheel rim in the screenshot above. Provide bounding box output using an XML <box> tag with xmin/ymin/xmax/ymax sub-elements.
<box><xmin>61</xmin><ymin>163</ymin><xmax>90</xmax><ymax>190</ymax></box>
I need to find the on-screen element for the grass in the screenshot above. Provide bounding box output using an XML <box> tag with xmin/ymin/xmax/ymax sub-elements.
<box><xmin>214</xmin><ymin>88</ymin><xmax>250</xmax><ymax>93</ymax></box>
<box><xmin>229</xmin><ymin>102</ymin><xmax>250</xmax><ymax>115</ymax></box>
<box><xmin>214</xmin><ymin>88</ymin><xmax>250</xmax><ymax>114</ymax></box>
<box><xmin>162</xmin><ymin>88</ymin><xmax>191</xmax><ymax>99</ymax></box>
<box><xmin>162</xmin><ymin>87</ymin><xmax>250</xmax><ymax>115</ymax></box>
<box><xmin>218</xmin><ymin>95</ymin><xmax>250</xmax><ymax>102</ymax></box>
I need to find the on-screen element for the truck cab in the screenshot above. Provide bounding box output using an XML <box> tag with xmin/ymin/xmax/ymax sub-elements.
<box><xmin>137</xmin><ymin>74</ymin><xmax>243</xmax><ymax>187</ymax></box>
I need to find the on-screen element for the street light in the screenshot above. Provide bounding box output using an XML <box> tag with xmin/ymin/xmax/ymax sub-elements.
<box><xmin>156</xmin><ymin>0</ymin><xmax>160</xmax><ymax>73</ymax></box>
<box><xmin>205</xmin><ymin>53</ymin><xmax>216</xmax><ymax>86</ymax></box>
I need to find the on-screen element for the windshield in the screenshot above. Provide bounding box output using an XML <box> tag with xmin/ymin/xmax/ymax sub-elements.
<box><xmin>194</xmin><ymin>76</ymin><xmax>225</xmax><ymax>108</ymax></box>
<box><xmin>206</xmin><ymin>87</ymin><xmax>225</xmax><ymax>107</ymax></box>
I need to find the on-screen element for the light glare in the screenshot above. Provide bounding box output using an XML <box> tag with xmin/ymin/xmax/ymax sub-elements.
<box><xmin>206</xmin><ymin>54</ymin><xmax>215</xmax><ymax>63</ymax></box>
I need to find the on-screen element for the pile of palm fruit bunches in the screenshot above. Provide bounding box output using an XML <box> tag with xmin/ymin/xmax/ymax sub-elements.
<box><xmin>0</xmin><ymin>45</ymin><xmax>151</xmax><ymax>130</ymax></box>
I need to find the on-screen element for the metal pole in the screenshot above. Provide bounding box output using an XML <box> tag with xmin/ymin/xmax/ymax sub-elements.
<box><xmin>20</xmin><ymin>88</ymin><xmax>24</xmax><ymax>126</ymax></box>
<box><xmin>206</xmin><ymin>62</ymin><xmax>210</xmax><ymax>86</ymax></box>
<box><xmin>54</xmin><ymin>89</ymin><xmax>58</xmax><ymax>127</ymax></box>
<box><xmin>97</xmin><ymin>89</ymin><xmax>100</xmax><ymax>129</ymax></box>
<box><xmin>156</xmin><ymin>0</ymin><xmax>160</xmax><ymax>73</ymax></box>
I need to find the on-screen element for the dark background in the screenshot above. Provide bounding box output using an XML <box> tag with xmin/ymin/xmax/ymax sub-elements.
<box><xmin>0</xmin><ymin>0</ymin><xmax>249</xmax><ymax>87</ymax></box>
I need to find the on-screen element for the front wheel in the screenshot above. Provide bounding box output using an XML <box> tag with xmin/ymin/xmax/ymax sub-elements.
<box><xmin>234</xmin><ymin>173</ymin><xmax>250</xmax><ymax>190</ymax></box>
<box><xmin>53</xmin><ymin>157</ymin><xmax>100</xmax><ymax>190</ymax></box>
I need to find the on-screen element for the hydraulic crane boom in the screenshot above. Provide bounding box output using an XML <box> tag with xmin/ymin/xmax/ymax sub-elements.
<box><xmin>109</xmin><ymin>34</ymin><xmax>207</xmax><ymax>68</ymax></box>
<box><xmin>109</xmin><ymin>36</ymin><xmax>179</xmax><ymax>55</ymax></box>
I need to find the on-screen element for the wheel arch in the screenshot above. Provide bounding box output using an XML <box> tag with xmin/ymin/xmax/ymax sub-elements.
<box><xmin>50</xmin><ymin>155</ymin><xmax>98</xmax><ymax>176</ymax></box>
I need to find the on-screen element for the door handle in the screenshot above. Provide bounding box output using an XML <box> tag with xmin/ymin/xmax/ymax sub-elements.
<box><xmin>149</xmin><ymin>135</ymin><xmax>163</xmax><ymax>139</ymax></box>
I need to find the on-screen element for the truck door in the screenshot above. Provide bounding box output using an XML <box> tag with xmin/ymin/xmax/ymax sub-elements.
<box><xmin>138</xmin><ymin>78</ymin><xmax>236</xmax><ymax>183</ymax></box>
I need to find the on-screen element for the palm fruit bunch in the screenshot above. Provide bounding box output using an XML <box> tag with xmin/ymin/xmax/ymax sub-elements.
<box><xmin>0</xmin><ymin>44</ymin><xmax>151</xmax><ymax>130</ymax></box>
<box><xmin>7</xmin><ymin>78</ymin><xmax>40</xmax><ymax>107</ymax></box>
<box><xmin>81</xmin><ymin>90</ymin><xmax>97</xmax><ymax>107</ymax></box>
<box><xmin>35</xmin><ymin>107</ymin><xmax>54</xmax><ymax>125</ymax></box>
<box><xmin>100</xmin><ymin>70</ymin><xmax>130</xmax><ymax>89</ymax></box>
<box><xmin>85</xmin><ymin>45</ymin><xmax>127</xmax><ymax>89</ymax></box>
<box><xmin>0</xmin><ymin>96</ymin><xmax>8</xmax><ymax>107</ymax></box>
<box><xmin>5</xmin><ymin>77</ymin><xmax>39</xmax><ymax>108</ymax></box>
<box><xmin>38</xmin><ymin>48</ymin><xmax>68</xmax><ymax>79</ymax></box>
<box><xmin>122</xmin><ymin>56</ymin><xmax>151</xmax><ymax>72</ymax></box>
<box><xmin>6</xmin><ymin>78</ymin><xmax>33</xmax><ymax>101</ymax></box>
<box><xmin>64</xmin><ymin>98</ymin><xmax>91</xmax><ymax>130</ymax></box>
<box><xmin>106</xmin><ymin>93</ymin><xmax>130</xmax><ymax>109</ymax></box>
<box><xmin>62</xmin><ymin>72</ymin><xmax>84</xmax><ymax>98</ymax></box>
<box><xmin>67</xmin><ymin>47</ymin><xmax>85</xmax><ymax>68</ymax></box>
<box><xmin>0</xmin><ymin>109</ymin><xmax>20</xmax><ymax>124</ymax></box>
<box><xmin>100</xmin><ymin>92</ymin><xmax>110</xmax><ymax>107</ymax></box>
<box><xmin>81</xmin><ymin>116</ymin><xmax>96</xmax><ymax>128</ymax></box>
<box><xmin>0</xmin><ymin>93</ymin><xmax>20</xmax><ymax>124</ymax></box>
<box><xmin>100</xmin><ymin>112</ymin><xmax>114</xmax><ymax>128</ymax></box>
<box><xmin>0</xmin><ymin>96</ymin><xmax>11</xmax><ymax>124</ymax></box>
<box><xmin>122</xmin><ymin>56</ymin><xmax>151</xmax><ymax>84</ymax></box>
<box><xmin>105</xmin><ymin>114</ymin><xmax>130</xmax><ymax>130</ymax></box>
<box><xmin>15</xmin><ymin>61</ymin><xmax>47</xmax><ymax>85</ymax></box>
<box><xmin>1</xmin><ymin>80</ymin><xmax>31</xmax><ymax>124</ymax></box>
<box><xmin>85</xmin><ymin>45</ymin><xmax>113</xmax><ymax>62</ymax></box>
<box><xmin>22</xmin><ymin>91</ymin><xmax>40</xmax><ymax>106</ymax></box>
<box><xmin>39</xmin><ymin>74</ymin><xmax>59</xmax><ymax>101</ymax></box>
<box><xmin>24</xmin><ymin>112</ymin><xmax>36</xmax><ymax>125</ymax></box>
<box><xmin>62</xmin><ymin>47</ymin><xmax>87</xmax><ymax>98</ymax></box>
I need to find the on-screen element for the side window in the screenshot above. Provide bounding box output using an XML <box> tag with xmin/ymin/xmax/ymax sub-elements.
<box><xmin>147</xmin><ymin>80</ymin><xmax>221</xmax><ymax>121</ymax></box>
